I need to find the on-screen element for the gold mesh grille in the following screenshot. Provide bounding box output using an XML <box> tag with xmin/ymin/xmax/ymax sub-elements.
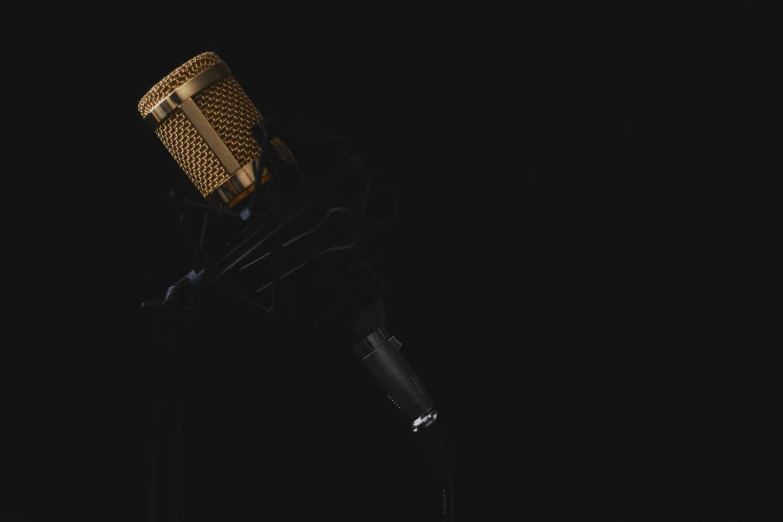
<box><xmin>193</xmin><ymin>76</ymin><xmax>263</xmax><ymax>171</ymax></box>
<box><xmin>138</xmin><ymin>52</ymin><xmax>223</xmax><ymax>116</ymax></box>
<box><xmin>140</xmin><ymin>52</ymin><xmax>268</xmax><ymax>199</ymax></box>
<box><xmin>154</xmin><ymin>110</ymin><xmax>226</xmax><ymax>197</ymax></box>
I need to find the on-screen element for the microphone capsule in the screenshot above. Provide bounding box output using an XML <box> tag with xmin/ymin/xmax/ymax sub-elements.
<box><xmin>138</xmin><ymin>52</ymin><xmax>294</xmax><ymax>208</ymax></box>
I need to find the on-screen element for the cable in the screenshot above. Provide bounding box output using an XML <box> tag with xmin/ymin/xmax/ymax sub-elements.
<box><xmin>416</xmin><ymin>421</ymin><xmax>456</xmax><ymax>522</ymax></box>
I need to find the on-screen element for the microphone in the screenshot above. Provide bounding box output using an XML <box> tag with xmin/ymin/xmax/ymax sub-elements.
<box><xmin>139</xmin><ymin>52</ymin><xmax>455</xmax><ymax>521</ymax></box>
<box><xmin>138</xmin><ymin>51</ymin><xmax>294</xmax><ymax>208</ymax></box>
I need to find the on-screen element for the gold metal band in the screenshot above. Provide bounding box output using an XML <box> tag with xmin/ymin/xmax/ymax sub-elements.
<box><xmin>205</xmin><ymin>159</ymin><xmax>271</xmax><ymax>207</ymax></box>
<box><xmin>204</xmin><ymin>136</ymin><xmax>296</xmax><ymax>207</ymax></box>
<box><xmin>144</xmin><ymin>61</ymin><xmax>232</xmax><ymax>129</ymax></box>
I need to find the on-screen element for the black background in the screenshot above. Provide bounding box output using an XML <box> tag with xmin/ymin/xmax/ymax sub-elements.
<box><xmin>5</xmin><ymin>15</ymin><xmax>527</xmax><ymax>522</ymax></box>
<box><xmin>2</xmin><ymin>7</ymin><xmax>777</xmax><ymax>522</ymax></box>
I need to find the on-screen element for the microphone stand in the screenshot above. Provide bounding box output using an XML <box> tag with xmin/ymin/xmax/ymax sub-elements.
<box><xmin>143</xmin><ymin>119</ymin><xmax>455</xmax><ymax>521</ymax></box>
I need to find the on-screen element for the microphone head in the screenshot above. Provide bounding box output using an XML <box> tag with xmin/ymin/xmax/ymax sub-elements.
<box><xmin>139</xmin><ymin>52</ymin><xmax>291</xmax><ymax>207</ymax></box>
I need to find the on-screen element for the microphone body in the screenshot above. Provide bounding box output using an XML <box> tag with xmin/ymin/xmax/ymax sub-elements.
<box><xmin>139</xmin><ymin>51</ymin><xmax>453</xmax><ymax>520</ymax></box>
<box><xmin>140</xmin><ymin>51</ymin><xmax>443</xmax><ymax>432</ymax></box>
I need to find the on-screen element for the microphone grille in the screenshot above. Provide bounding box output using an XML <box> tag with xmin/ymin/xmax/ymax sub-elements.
<box><xmin>154</xmin><ymin>110</ymin><xmax>226</xmax><ymax>196</ymax></box>
<box><xmin>138</xmin><ymin>52</ymin><xmax>265</xmax><ymax>202</ymax></box>
<box><xmin>193</xmin><ymin>77</ymin><xmax>262</xmax><ymax>170</ymax></box>
<box><xmin>137</xmin><ymin>52</ymin><xmax>223</xmax><ymax>117</ymax></box>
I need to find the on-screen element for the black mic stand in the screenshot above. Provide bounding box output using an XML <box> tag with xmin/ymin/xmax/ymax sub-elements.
<box><xmin>143</xmin><ymin>118</ymin><xmax>455</xmax><ymax>521</ymax></box>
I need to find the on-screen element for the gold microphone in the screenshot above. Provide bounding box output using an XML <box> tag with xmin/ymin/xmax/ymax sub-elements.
<box><xmin>138</xmin><ymin>52</ymin><xmax>295</xmax><ymax>208</ymax></box>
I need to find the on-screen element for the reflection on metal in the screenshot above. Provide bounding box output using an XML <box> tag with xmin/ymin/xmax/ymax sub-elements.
<box><xmin>412</xmin><ymin>409</ymin><xmax>439</xmax><ymax>432</ymax></box>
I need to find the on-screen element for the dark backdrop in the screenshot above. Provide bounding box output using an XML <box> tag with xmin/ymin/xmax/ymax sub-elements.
<box><xmin>3</xmin><ymin>8</ymin><xmax>776</xmax><ymax>522</ymax></box>
<box><xmin>4</xmin><ymin>17</ymin><xmax>526</xmax><ymax>522</ymax></box>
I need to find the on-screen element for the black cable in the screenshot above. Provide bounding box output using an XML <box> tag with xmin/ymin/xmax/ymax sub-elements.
<box><xmin>416</xmin><ymin>422</ymin><xmax>456</xmax><ymax>522</ymax></box>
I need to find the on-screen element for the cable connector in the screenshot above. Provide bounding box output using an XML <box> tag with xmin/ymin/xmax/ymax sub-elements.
<box><xmin>354</xmin><ymin>326</ymin><xmax>437</xmax><ymax>431</ymax></box>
